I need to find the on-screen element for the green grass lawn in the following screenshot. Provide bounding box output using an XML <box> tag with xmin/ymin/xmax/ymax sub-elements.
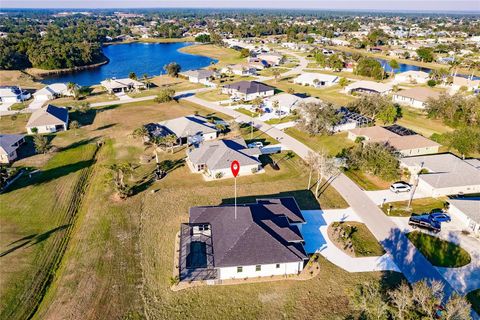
<box><xmin>283</xmin><ymin>128</ymin><xmax>354</xmax><ymax>157</ymax></box>
<box><xmin>265</xmin><ymin>115</ymin><xmax>299</xmax><ymax>125</ymax></box>
<box><xmin>467</xmin><ymin>289</ymin><xmax>480</xmax><ymax>315</ymax></box>
<box><xmin>380</xmin><ymin>198</ymin><xmax>447</xmax><ymax>217</ymax></box>
<box><xmin>331</xmin><ymin>221</ymin><xmax>385</xmax><ymax>257</ymax></box>
<box><xmin>195</xmin><ymin>89</ymin><xmax>230</xmax><ymax>101</ymax></box>
<box><xmin>406</xmin><ymin>231</ymin><xmax>471</xmax><ymax>268</ymax></box>
<box><xmin>179</xmin><ymin>44</ymin><xmax>244</xmax><ymax>67</ymax></box>
<box><xmin>236</xmin><ymin>107</ymin><xmax>259</xmax><ymax>118</ymax></box>
<box><xmin>343</xmin><ymin>169</ymin><xmax>393</xmax><ymax>191</ymax></box>
<box><xmin>258</xmin><ymin>67</ymin><xmax>289</xmax><ymax>77</ymax></box>
<box><xmin>396</xmin><ymin>107</ymin><xmax>454</xmax><ymax>138</ymax></box>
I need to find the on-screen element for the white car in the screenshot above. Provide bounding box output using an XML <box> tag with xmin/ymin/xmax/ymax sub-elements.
<box><xmin>247</xmin><ymin>141</ymin><xmax>263</xmax><ymax>149</ymax></box>
<box><xmin>390</xmin><ymin>182</ymin><xmax>411</xmax><ymax>193</ymax></box>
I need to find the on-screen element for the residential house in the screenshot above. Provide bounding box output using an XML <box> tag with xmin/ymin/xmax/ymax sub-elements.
<box><xmin>447</xmin><ymin>199</ymin><xmax>480</xmax><ymax>236</ymax></box>
<box><xmin>348</xmin><ymin>126</ymin><xmax>440</xmax><ymax>156</ymax></box>
<box><xmin>187</xmin><ymin>138</ymin><xmax>262</xmax><ymax>179</ymax></box>
<box><xmin>222</xmin><ymin>81</ymin><xmax>275</xmax><ymax>101</ymax></box>
<box><xmin>178</xmin><ymin>197</ymin><xmax>308</xmax><ymax>282</ymax></box>
<box><xmin>393</xmin><ymin>87</ymin><xmax>442</xmax><ymax>109</ymax></box>
<box><xmin>0</xmin><ymin>134</ymin><xmax>25</xmax><ymax>164</ymax></box>
<box><xmin>447</xmin><ymin>76</ymin><xmax>480</xmax><ymax>93</ymax></box>
<box><xmin>0</xmin><ymin>86</ymin><xmax>31</xmax><ymax>104</ymax></box>
<box><xmin>33</xmin><ymin>83</ymin><xmax>76</xmax><ymax>102</ymax></box>
<box><xmin>400</xmin><ymin>154</ymin><xmax>480</xmax><ymax>197</ymax></box>
<box><xmin>293</xmin><ymin>73</ymin><xmax>339</xmax><ymax>88</ymax></box>
<box><xmin>263</xmin><ymin>93</ymin><xmax>303</xmax><ymax>117</ymax></box>
<box><xmin>256</xmin><ymin>52</ymin><xmax>284</xmax><ymax>66</ymax></box>
<box><xmin>26</xmin><ymin>104</ymin><xmax>69</xmax><ymax>134</ymax></box>
<box><xmin>394</xmin><ymin>71</ymin><xmax>430</xmax><ymax>84</ymax></box>
<box><xmin>157</xmin><ymin>115</ymin><xmax>218</xmax><ymax>144</ymax></box>
<box><xmin>101</xmin><ymin>78</ymin><xmax>146</xmax><ymax>94</ymax></box>
<box><xmin>221</xmin><ymin>64</ymin><xmax>257</xmax><ymax>76</ymax></box>
<box><xmin>181</xmin><ymin>69</ymin><xmax>217</xmax><ymax>85</ymax></box>
<box><xmin>344</xmin><ymin>81</ymin><xmax>392</xmax><ymax>95</ymax></box>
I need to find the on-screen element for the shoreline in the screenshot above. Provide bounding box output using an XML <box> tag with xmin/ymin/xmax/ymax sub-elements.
<box><xmin>25</xmin><ymin>57</ymin><xmax>110</xmax><ymax>79</ymax></box>
<box><xmin>103</xmin><ymin>37</ymin><xmax>195</xmax><ymax>46</ymax></box>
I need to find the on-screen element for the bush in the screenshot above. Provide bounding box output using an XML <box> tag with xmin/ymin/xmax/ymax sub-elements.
<box><xmin>215</xmin><ymin>172</ymin><xmax>224</xmax><ymax>179</ymax></box>
<box><xmin>427</xmin><ymin>79</ymin><xmax>436</xmax><ymax>87</ymax></box>
<box><xmin>154</xmin><ymin>88</ymin><xmax>175</xmax><ymax>103</ymax></box>
<box><xmin>251</xmin><ymin>167</ymin><xmax>258</xmax><ymax>174</ymax></box>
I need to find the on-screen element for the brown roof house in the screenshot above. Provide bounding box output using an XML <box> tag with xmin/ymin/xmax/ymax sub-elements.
<box><xmin>393</xmin><ymin>87</ymin><xmax>442</xmax><ymax>109</ymax></box>
<box><xmin>348</xmin><ymin>126</ymin><xmax>440</xmax><ymax>156</ymax></box>
<box><xmin>178</xmin><ymin>198</ymin><xmax>308</xmax><ymax>282</ymax></box>
<box><xmin>26</xmin><ymin>104</ymin><xmax>69</xmax><ymax>134</ymax></box>
<box><xmin>187</xmin><ymin>138</ymin><xmax>262</xmax><ymax>180</ymax></box>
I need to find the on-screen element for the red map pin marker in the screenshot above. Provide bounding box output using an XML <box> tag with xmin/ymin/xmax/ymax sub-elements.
<box><xmin>231</xmin><ymin>160</ymin><xmax>240</xmax><ymax>177</ymax></box>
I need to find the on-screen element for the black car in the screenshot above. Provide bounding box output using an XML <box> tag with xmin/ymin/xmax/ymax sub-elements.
<box><xmin>408</xmin><ymin>215</ymin><xmax>441</xmax><ymax>233</ymax></box>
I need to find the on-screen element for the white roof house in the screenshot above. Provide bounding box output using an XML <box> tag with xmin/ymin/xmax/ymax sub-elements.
<box><xmin>394</xmin><ymin>71</ymin><xmax>430</xmax><ymax>84</ymax></box>
<box><xmin>447</xmin><ymin>199</ymin><xmax>480</xmax><ymax>235</ymax></box>
<box><xmin>256</xmin><ymin>52</ymin><xmax>284</xmax><ymax>66</ymax></box>
<box><xmin>293</xmin><ymin>73</ymin><xmax>339</xmax><ymax>88</ymax></box>
<box><xmin>33</xmin><ymin>83</ymin><xmax>76</xmax><ymax>102</ymax></box>
<box><xmin>187</xmin><ymin>138</ymin><xmax>262</xmax><ymax>179</ymax></box>
<box><xmin>345</xmin><ymin>81</ymin><xmax>392</xmax><ymax>95</ymax></box>
<box><xmin>0</xmin><ymin>86</ymin><xmax>31</xmax><ymax>104</ymax></box>
<box><xmin>158</xmin><ymin>115</ymin><xmax>218</xmax><ymax>143</ymax></box>
<box><xmin>26</xmin><ymin>104</ymin><xmax>69</xmax><ymax>134</ymax></box>
<box><xmin>263</xmin><ymin>93</ymin><xmax>303</xmax><ymax>116</ymax></box>
<box><xmin>400</xmin><ymin>154</ymin><xmax>480</xmax><ymax>197</ymax></box>
<box><xmin>180</xmin><ymin>69</ymin><xmax>216</xmax><ymax>84</ymax></box>
<box><xmin>447</xmin><ymin>76</ymin><xmax>480</xmax><ymax>93</ymax></box>
<box><xmin>101</xmin><ymin>78</ymin><xmax>146</xmax><ymax>94</ymax></box>
<box><xmin>0</xmin><ymin>134</ymin><xmax>25</xmax><ymax>164</ymax></box>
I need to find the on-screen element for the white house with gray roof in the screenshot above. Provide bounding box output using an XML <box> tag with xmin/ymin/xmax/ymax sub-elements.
<box><xmin>293</xmin><ymin>73</ymin><xmax>339</xmax><ymax>88</ymax></box>
<box><xmin>101</xmin><ymin>78</ymin><xmax>146</xmax><ymax>94</ymax></box>
<box><xmin>26</xmin><ymin>104</ymin><xmax>69</xmax><ymax>134</ymax></box>
<box><xmin>180</xmin><ymin>69</ymin><xmax>217</xmax><ymax>85</ymax></box>
<box><xmin>158</xmin><ymin>115</ymin><xmax>218</xmax><ymax>144</ymax></box>
<box><xmin>222</xmin><ymin>81</ymin><xmax>274</xmax><ymax>101</ymax></box>
<box><xmin>447</xmin><ymin>199</ymin><xmax>480</xmax><ymax>236</ymax></box>
<box><xmin>178</xmin><ymin>198</ymin><xmax>307</xmax><ymax>282</ymax></box>
<box><xmin>345</xmin><ymin>81</ymin><xmax>392</xmax><ymax>95</ymax></box>
<box><xmin>0</xmin><ymin>134</ymin><xmax>25</xmax><ymax>163</ymax></box>
<box><xmin>187</xmin><ymin>138</ymin><xmax>262</xmax><ymax>179</ymax></box>
<box><xmin>400</xmin><ymin>154</ymin><xmax>480</xmax><ymax>197</ymax></box>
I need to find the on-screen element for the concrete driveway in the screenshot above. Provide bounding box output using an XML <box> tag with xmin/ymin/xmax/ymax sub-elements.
<box><xmin>364</xmin><ymin>188</ymin><xmax>430</xmax><ymax>205</ymax></box>
<box><xmin>301</xmin><ymin>208</ymin><xmax>399</xmax><ymax>272</ymax></box>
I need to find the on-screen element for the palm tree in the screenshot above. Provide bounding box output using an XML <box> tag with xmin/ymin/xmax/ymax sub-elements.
<box><xmin>142</xmin><ymin>73</ymin><xmax>151</xmax><ymax>90</ymax></box>
<box><xmin>70</xmin><ymin>120</ymin><xmax>80</xmax><ymax>136</ymax></box>
<box><xmin>272</xmin><ymin>69</ymin><xmax>281</xmax><ymax>83</ymax></box>
<box><xmin>272</xmin><ymin>100</ymin><xmax>280</xmax><ymax>117</ymax></box>
<box><xmin>67</xmin><ymin>82</ymin><xmax>79</xmax><ymax>100</ymax></box>
<box><xmin>129</xmin><ymin>72</ymin><xmax>137</xmax><ymax>80</ymax></box>
<box><xmin>132</xmin><ymin>126</ymin><xmax>149</xmax><ymax>142</ymax></box>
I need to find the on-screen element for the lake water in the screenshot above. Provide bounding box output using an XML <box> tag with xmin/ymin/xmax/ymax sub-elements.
<box><xmin>42</xmin><ymin>42</ymin><xmax>216</xmax><ymax>86</ymax></box>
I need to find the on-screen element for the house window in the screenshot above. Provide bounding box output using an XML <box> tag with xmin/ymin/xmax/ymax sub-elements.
<box><xmin>198</xmin><ymin>224</ymin><xmax>209</xmax><ymax>231</ymax></box>
<box><xmin>276</xmin><ymin>264</ymin><xmax>280</xmax><ymax>269</ymax></box>
<box><xmin>255</xmin><ymin>265</ymin><xmax>261</xmax><ymax>272</ymax></box>
<box><xmin>237</xmin><ymin>266</ymin><xmax>243</xmax><ymax>273</ymax></box>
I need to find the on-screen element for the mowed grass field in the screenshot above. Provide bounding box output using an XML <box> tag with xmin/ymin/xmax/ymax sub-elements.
<box><xmin>0</xmin><ymin>97</ymin><xmax>405</xmax><ymax>319</ymax></box>
<box><xmin>179</xmin><ymin>44</ymin><xmax>244</xmax><ymax>67</ymax></box>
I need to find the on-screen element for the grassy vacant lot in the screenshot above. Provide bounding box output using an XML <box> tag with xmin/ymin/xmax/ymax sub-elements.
<box><xmin>381</xmin><ymin>198</ymin><xmax>447</xmax><ymax>217</ymax></box>
<box><xmin>283</xmin><ymin>128</ymin><xmax>354</xmax><ymax>157</ymax></box>
<box><xmin>343</xmin><ymin>169</ymin><xmax>393</xmax><ymax>191</ymax></box>
<box><xmin>0</xmin><ymin>70</ymin><xmax>43</xmax><ymax>89</ymax></box>
<box><xmin>331</xmin><ymin>222</ymin><xmax>386</xmax><ymax>257</ymax></box>
<box><xmin>406</xmin><ymin>231</ymin><xmax>471</xmax><ymax>268</ymax></box>
<box><xmin>2</xmin><ymin>97</ymin><xmax>402</xmax><ymax>320</ymax></box>
<box><xmin>467</xmin><ymin>289</ymin><xmax>480</xmax><ymax>315</ymax></box>
<box><xmin>180</xmin><ymin>44</ymin><xmax>244</xmax><ymax>67</ymax></box>
<box><xmin>265</xmin><ymin>78</ymin><xmax>356</xmax><ymax>106</ymax></box>
<box><xmin>259</xmin><ymin>67</ymin><xmax>290</xmax><ymax>77</ymax></box>
<box><xmin>195</xmin><ymin>88</ymin><xmax>229</xmax><ymax>101</ymax></box>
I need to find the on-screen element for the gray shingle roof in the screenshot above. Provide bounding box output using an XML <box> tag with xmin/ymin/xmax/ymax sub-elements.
<box><xmin>26</xmin><ymin>104</ymin><xmax>69</xmax><ymax>128</ymax></box>
<box><xmin>401</xmin><ymin>154</ymin><xmax>480</xmax><ymax>189</ymax></box>
<box><xmin>181</xmin><ymin>69</ymin><xmax>214</xmax><ymax>79</ymax></box>
<box><xmin>189</xmin><ymin>198</ymin><xmax>307</xmax><ymax>268</ymax></box>
<box><xmin>223</xmin><ymin>81</ymin><xmax>274</xmax><ymax>95</ymax></box>
<box><xmin>159</xmin><ymin>115</ymin><xmax>217</xmax><ymax>138</ymax></box>
<box><xmin>0</xmin><ymin>134</ymin><xmax>24</xmax><ymax>155</ymax></box>
<box><xmin>449</xmin><ymin>199</ymin><xmax>480</xmax><ymax>223</ymax></box>
<box><xmin>188</xmin><ymin>138</ymin><xmax>261</xmax><ymax>171</ymax></box>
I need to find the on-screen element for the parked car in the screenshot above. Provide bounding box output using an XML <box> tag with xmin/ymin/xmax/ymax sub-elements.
<box><xmin>429</xmin><ymin>212</ymin><xmax>451</xmax><ymax>223</ymax></box>
<box><xmin>390</xmin><ymin>182</ymin><xmax>411</xmax><ymax>193</ymax></box>
<box><xmin>408</xmin><ymin>215</ymin><xmax>441</xmax><ymax>233</ymax></box>
<box><xmin>247</xmin><ymin>141</ymin><xmax>263</xmax><ymax>149</ymax></box>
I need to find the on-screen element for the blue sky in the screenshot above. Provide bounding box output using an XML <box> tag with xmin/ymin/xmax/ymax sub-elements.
<box><xmin>1</xmin><ymin>0</ymin><xmax>479</xmax><ymax>12</ymax></box>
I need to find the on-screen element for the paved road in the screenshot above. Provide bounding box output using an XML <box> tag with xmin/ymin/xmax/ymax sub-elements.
<box><xmin>182</xmin><ymin>93</ymin><xmax>456</xmax><ymax>297</ymax></box>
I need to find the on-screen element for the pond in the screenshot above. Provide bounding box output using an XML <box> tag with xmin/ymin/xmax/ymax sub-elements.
<box><xmin>42</xmin><ymin>42</ymin><xmax>216</xmax><ymax>87</ymax></box>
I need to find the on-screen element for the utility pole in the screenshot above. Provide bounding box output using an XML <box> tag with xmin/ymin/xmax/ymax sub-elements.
<box><xmin>407</xmin><ymin>161</ymin><xmax>424</xmax><ymax>210</ymax></box>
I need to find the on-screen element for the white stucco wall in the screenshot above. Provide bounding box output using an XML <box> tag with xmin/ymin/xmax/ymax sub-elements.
<box><xmin>27</xmin><ymin>123</ymin><xmax>67</xmax><ymax>134</ymax></box>
<box><xmin>393</xmin><ymin>95</ymin><xmax>426</xmax><ymax>109</ymax></box>
<box><xmin>209</xmin><ymin>163</ymin><xmax>260</xmax><ymax>179</ymax></box>
<box><xmin>418</xmin><ymin>179</ymin><xmax>480</xmax><ymax>197</ymax></box>
<box><xmin>448</xmin><ymin>205</ymin><xmax>480</xmax><ymax>235</ymax></box>
<box><xmin>399</xmin><ymin>146</ymin><xmax>440</xmax><ymax>157</ymax></box>
<box><xmin>218</xmin><ymin>261</ymin><xmax>303</xmax><ymax>280</ymax></box>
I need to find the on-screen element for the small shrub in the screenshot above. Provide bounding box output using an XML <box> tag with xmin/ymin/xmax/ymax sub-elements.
<box><xmin>251</xmin><ymin>167</ymin><xmax>258</xmax><ymax>174</ymax></box>
<box><xmin>427</xmin><ymin>79</ymin><xmax>436</xmax><ymax>87</ymax></box>
<box><xmin>169</xmin><ymin>276</ymin><xmax>180</xmax><ymax>285</ymax></box>
<box><xmin>215</xmin><ymin>172</ymin><xmax>224</xmax><ymax>179</ymax></box>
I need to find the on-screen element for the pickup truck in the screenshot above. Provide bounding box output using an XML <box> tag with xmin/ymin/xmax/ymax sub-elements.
<box><xmin>408</xmin><ymin>215</ymin><xmax>441</xmax><ymax>233</ymax></box>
